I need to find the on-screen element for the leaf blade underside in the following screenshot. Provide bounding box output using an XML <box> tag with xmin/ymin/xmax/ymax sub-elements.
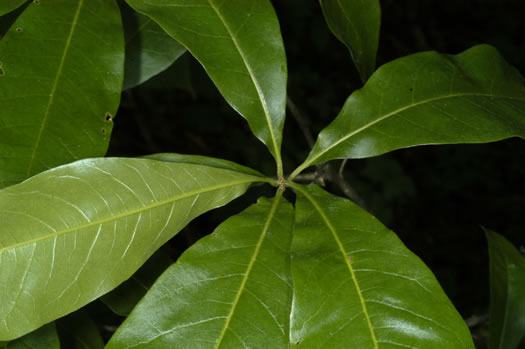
<box><xmin>0</xmin><ymin>157</ymin><xmax>265</xmax><ymax>340</ymax></box>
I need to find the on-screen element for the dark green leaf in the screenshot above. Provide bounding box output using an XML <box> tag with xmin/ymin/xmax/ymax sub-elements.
<box><xmin>486</xmin><ymin>229</ymin><xmax>525</xmax><ymax>349</ymax></box>
<box><xmin>57</xmin><ymin>309</ymin><xmax>104</xmax><ymax>349</ymax></box>
<box><xmin>144</xmin><ymin>152</ymin><xmax>265</xmax><ymax>177</ymax></box>
<box><xmin>0</xmin><ymin>0</ymin><xmax>26</xmax><ymax>16</ymax></box>
<box><xmin>5</xmin><ymin>324</ymin><xmax>59</xmax><ymax>349</ymax></box>
<box><xmin>101</xmin><ymin>249</ymin><xmax>173</xmax><ymax>316</ymax></box>
<box><xmin>289</xmin><ymin>184</ymin><xmax>475</xmax><ymax>348</ymax></box>
<box><xmin>124</xmin><ymin>0</ymin><xmax>288</xmax><ymax>176</ymax></box>
<box><xmin>107</xmin><ymin>192</ymin><xmax>294</xmax><ymax>348</ymax></box>
<box><xmin>119</xmin><ymin>1</ymin><xmax>186</xmax><ymax>90</ymax></box>
<box><xmin>0</xmin><ymin>157</ymin><xmax>267</xmax><ymax>340</ymax></box>
<box><xmin>320</xmin><ymin>0</ymin><xmax>381</xmax><ymax>82</ymax></box>
<box><xmin>292</xmin><ymin>45</ymin><xmax>525</xmax><ymax>178</ymax></box>
<box><xmin>0</xmin><ymin>0</ymin><xmax>124</xmax><ymax>188</ymax></box>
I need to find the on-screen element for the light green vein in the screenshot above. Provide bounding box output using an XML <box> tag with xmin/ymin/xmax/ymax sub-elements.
<box><xmin>26</xmin><ymin>0</ymin><xmax>83</xmax><ymax>177</ymax></box>
<box><xmin>215</xmin><ymin>188</ymin><xmax>283</xmax><ymax>347</ymax></box>
<box><xmin>0</xmin><ymin>177</ymin><xmax>266</xmax><ymax>254</ymax></box>
<box><xmin>289</xmin><ymin>183</ymin><xmax>378</xmax><ymax>348</ymax></box>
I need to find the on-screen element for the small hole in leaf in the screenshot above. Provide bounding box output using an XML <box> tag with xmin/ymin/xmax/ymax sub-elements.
<box><xmin>16</xmin><ymin>28</ymin><xmax>23</xmax><ymax>33</ymax></box>
<box><xmin>409</xmin><ymin>88</ymin><xmax>413</xmax><ymax>92</ymax></box>
<box><xmin>0</xmin><ymin>67</ymin><xmax>4</xmax><ymax>76</ymax></box>
<box><xmin>105</xmin><ymin>112</ymin><xmax>113</xmax><ymax>122</ymax></box>
<box><xmin>101</xmin><ymin>128</ymin><xmax>106</xmax><ymax>135</ymax></box>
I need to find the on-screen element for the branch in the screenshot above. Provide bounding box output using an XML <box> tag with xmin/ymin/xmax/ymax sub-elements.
<box><xmin>286</xmin><ymin>97</ymin><xmax>367</xmax><ymax>209</ymax></box>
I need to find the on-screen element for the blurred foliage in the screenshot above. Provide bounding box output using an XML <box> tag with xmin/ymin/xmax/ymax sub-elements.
<box><xmin>107</xmin><ymin>0</ymin><xmax>525</xmax><ymax>346</ymax></box>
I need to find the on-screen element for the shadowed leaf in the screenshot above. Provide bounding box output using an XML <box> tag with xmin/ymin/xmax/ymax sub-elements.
<box><xmin>320</xmin><ymin>0</ymin><xmax>381</xmax><ymax>82</ymax></box>
<box><xmin>486</xmin><ymin>229</ymin><xmax>525</xmax><ymax>349</ymax></box>
<box><xmin>119</xmin><ymin>1</ymin><xmax>186</xmax><ymax>90</ymax></box>
<box><xmin>5</xmin><ymin>323</ymin><xmax>59</xmax><ymax>349</ymax></box>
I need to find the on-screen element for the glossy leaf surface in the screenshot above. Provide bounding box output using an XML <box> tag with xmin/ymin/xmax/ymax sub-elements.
<box><xmin>107</xmin><ymin>193</ymin><xmax>294</xmax><ymax>348</ymax></box>
<box><xmin>5</xmin><ymin>323</ymin><xmax>59</xmax><ymax>349</ymax></box>
<box><xmin>0</xmin><ymin>0</ymin><xmax>26</xmax><ymax>16</ymax></box>
<box><xmin>120</xmin><ymin>2</ymin><xmax>186</xmax><ymax>90</ymax></box>
<box><xmin>124</xmin><ymin>0</ymin><xmax>288</xmax><ymax>174</ymax></box>
<box><xmin>289</xmin><ymin>184</ymin><xmax>474</xmax><ymax>348</ymax></box>
<box><xmin>101</xmin><ymin>249</ymin><xmax>173</xmax><ymax>316</ymax></box>
<box><xmin>295</xmin><ymin>45</ymin><xmax>525</xmax><ymax>176</ymax></box>
<box><xmin>0</xmin><ymin>0</ymin><xmax>124</xmax><ymax>188</ymax></box>
<box><xmin>0</xmin><ymin>158</ymin><xmax>264</xmax><ymax>340</ymax></box>
<box><xmin>320</xmin><ymin>0</ymin><xmax>380</xmax><ymax>82</ymax></box>
<box><xmin>486</xmin><ymin>230</ymin><xmax>525</xmax><ymax>349</ymax></box>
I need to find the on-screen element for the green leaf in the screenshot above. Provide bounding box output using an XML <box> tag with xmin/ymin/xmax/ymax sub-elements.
<box><xmin>144</xmin><ymin>152</ymin><xmax>265</xmax><ymax>177</ymax></box>
<box><xmin>101</xmin><ymin>249</ymin><xmax>173</xmax><ymax>316</ymax></box>
<box><xmin>5</xmin><ymin>324</ymin><xmax>59</xmax><ymax>349</ymax></box>
<box><xmin>57</xmin><ymin>309</ymin><xmax>104</xmax><ymax>349</ymax></box>
<box><xmin>292</xmin><ymin>45</ymin><xmax>525</xmax><ymax>178</ymax></box>
<box><xmin>124</xmin><ymin>0</ymin><xmax>287</xmax><ymax>177</ymax></box>
<box><xmin>119</xmin><ymin>1</ymin><xmax>186</xmax><ymax>90</ymax></box>
<box><xmin>107</xmin><ymin>192</ymin><xmax>294</xmax><ymax>348</ymax></box>
<box><xmin>289</xmin><ymin>184</ymin><xmax>475</xmax><ymax>348</ymax></box>
<box><xmin>0</xmin><ymin>0</ymin><xmax>124</xmax><ymax>188</ymax></box>
<box><xmin>0</xmin><ymin>157</ymin><xmax>267</xmax><ymax>340</ymax></box>
<box><xmin>320</xmin><ymin>0</ymin><xmax>381</xmax><ymax>82</ymax></box>
<box><xmin>0</xmin><ymin>0</ymin><xmax>26</xmax><ymax>16</ymax></box>
<box><xmin>486</xmin><ymin>229</ymin><xmax>525</xmax><ymax>349</ymax></box>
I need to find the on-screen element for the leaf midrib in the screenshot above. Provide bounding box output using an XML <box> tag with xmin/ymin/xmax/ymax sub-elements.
<box><xmin>292</xmin><ymin>184</ymin><xmax>379</xmax><ymax>348</ymax></box>
<box><xmin>294</xmin><ymin>92</ymin><xmax>525</xmax><ymax>178</ymax></box>
<box><xmin>26</xmin><ymin>0</ymin><xmax>83</xmax><ymax>177</ymax></box>
<box><xmin>215</xmin><ymin>189</ymin><xmax>283</xmax><ymax>348</ymax></box>
<box><xmin>0</xmin><ymin>177</ymin><xmax>260</xmax><ymax>254</ymax></box>
<box><xmin>207</xmin><ymin>0</ymin><xmax>282</xmax><ymax>176</ymax></box>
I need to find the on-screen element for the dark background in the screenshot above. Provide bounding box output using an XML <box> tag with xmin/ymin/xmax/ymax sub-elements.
<box><xmin>107</xmin><ymin>1</ymin><xmax>525</xmax><ymax>347</ymax></box>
